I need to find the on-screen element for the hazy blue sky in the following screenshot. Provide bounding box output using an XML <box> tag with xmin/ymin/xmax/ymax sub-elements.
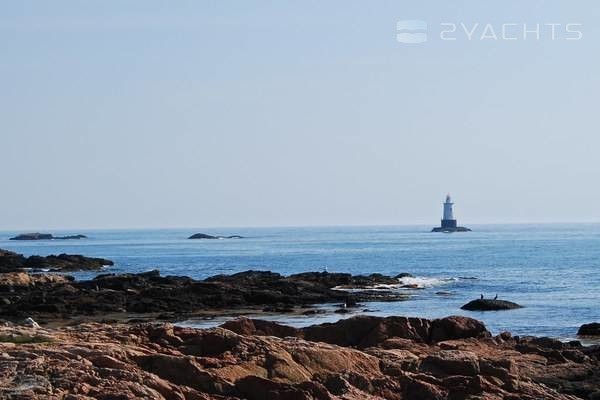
<box><xmin>1</xmin><ymin>1</ymin><xmax>599</xmax><ymax>230</ymax></box>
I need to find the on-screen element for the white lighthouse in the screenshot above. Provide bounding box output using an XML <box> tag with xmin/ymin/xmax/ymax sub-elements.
<box><xmin>442</xmin><ymin>194</ymin><xmax>454</xmax><ymax>221</ymax></box>
<box><xmin>432</xmin><ymin>193</ymin><xmax>470</xmax><ymax>232</ymax></box>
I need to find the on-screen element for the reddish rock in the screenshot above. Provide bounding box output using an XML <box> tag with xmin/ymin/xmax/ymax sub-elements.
<box><xmin>220</xmin><ymin>317</ymin><xmax>299</xmax><ymax>338</ymax></box>
<box><xmin>429</xmin><ymin>315</ymin><xmax>490</xmax><ymax>342</ymax></box>
<box><xmin>0</xmin><ymin>317</ymin><xmax>598</xmax><ymax>400</ymax></box>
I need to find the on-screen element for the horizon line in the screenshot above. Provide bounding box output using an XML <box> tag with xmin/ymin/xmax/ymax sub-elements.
<box><xmin>1</xmin><ymin>220</ymin><xmax>600</xmax><ymax>233</ymax></box>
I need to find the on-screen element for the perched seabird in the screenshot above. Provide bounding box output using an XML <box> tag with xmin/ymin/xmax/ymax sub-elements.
<box><xmin>494</xmin><ymin>294</ymin><xmax>498</xmax><ymax>300</ymax></box>
<box><xmin>480</xmin><ymin>294</ymin><xmax>484</xmax><ymax>299</ymax></box>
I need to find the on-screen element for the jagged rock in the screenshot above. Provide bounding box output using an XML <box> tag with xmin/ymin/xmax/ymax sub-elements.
<box><xmin>222</xmin><ymin>315</ymin><xmax>489</xmax><ymax>348</ymax></box>
<box><xmin>0</xmin><ymin>318</ymin><xmax>597</xmax><ymax>400</ymax></box>
<box><xmin>461</xmin><ymin>299</ymin><xmax>523</xmax><ymax>311</ymax></box>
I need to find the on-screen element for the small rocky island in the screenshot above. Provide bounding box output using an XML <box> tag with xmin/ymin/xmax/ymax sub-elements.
<box><xmin>431</xmin><ymin>194</ymin><xmax>471</xmax><ymax>233</ymax></box>
<box><xmin>9</xmin><ymin>232</ymin><xmax>87</xmax><ymax>240</ymax></box>
<box><xmin>188</xmin><ymin>233</ymin><xmax>243</xmax><ymax>239</ymax></box>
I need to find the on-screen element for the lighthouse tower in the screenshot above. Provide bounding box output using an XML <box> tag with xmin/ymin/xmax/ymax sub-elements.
<box><xmin>432</xmin><ymin>193</ymin><xmax>470</xmax><ymax>232</ymax></box>
<box><xmin>441</xmin><ymin>194</ymin><xmax>457</xmax><ymax>229</ymax></box>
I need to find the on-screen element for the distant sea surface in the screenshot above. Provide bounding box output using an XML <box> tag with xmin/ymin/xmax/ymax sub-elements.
<box><xmin>1</xmin><ymin>224</ymin><xmax>599</xmax><ymax>341</ymax></box>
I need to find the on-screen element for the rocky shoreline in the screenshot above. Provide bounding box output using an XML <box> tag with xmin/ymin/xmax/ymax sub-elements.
<box><xmin>0</xmin><ymin>270</ymin><xmax>412</xmax><ymax>323</ymax></box>
<box><xmin>0</xmin><ymin>249</ymin><xmax>114</xmax><ymax>273</ymax></box>
<box><xmin>2</xmin><ymin>251</ymin><xmax>600</xmax><ymax>399</ymax></box>
<box><xmin>2</xmin><ymin>315</ymin><xmax>599</xmax><ymax>399</ymax></box>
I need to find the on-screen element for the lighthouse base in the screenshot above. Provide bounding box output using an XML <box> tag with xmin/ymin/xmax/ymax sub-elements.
<box><xmin>441</xmin><ymin>219</ymin><xmax>457</xmax><ymax>229</ymax></box>
<box><xmin>431</xmin><ymin>226</ymin><xmax>471</xmax><ymax>233</ymax></box>
<box><xmin>432</xmin><ymin>219</ymin><xmax>470</xmax><ymax>232</ymax></box>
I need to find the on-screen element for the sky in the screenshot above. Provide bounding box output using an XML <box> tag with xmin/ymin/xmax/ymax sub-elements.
<box><xmin>1</xmin><ymin>1</ymin><xmax>599</xmax><ymax>230</ymax></box>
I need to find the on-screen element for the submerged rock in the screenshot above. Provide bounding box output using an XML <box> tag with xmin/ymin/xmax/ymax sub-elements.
<box><xmin>460</xmin><ymin>299</ymin><xmax>523</xmax><ymax>311</ymax></box>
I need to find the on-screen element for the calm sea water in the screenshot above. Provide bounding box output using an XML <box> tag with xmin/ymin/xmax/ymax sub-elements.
<box><xmin>1</xmin><ymin>224</ymin><xmax>599</xmax><ymax>341</ymax></box>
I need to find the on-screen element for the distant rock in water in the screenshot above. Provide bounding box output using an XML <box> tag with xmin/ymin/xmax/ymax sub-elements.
<box><xmin>9</xmin><ymin>233</ymin><xmax>87</xmax><ymax>240</ymax></box>
<box><xmin>57</xmin><ymin>234</ymin><xmax>87</xmax><ymax>240</ymax></box>
<box><xmin>461</xmin><ymin>299</ymin><xmax>523</xmax><ymax>311</ymax></box>
<box><xmin>188</xmin><ymin>233</ymin><xmax>243</xmax><ymax>239</ymax></box>
<box><xmin>578</xmin><ymin>322</ymin><xmax>600</xmax><ymax>336</ymax></box>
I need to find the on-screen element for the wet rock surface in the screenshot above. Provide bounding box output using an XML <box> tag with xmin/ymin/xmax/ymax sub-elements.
<box><xmin>461</xmin><ymin>299</ymin><xmax>523</xmax><ymax>311</ymax></box>
<box><xmin>1</xmin><ymin>315</ymin><xmax>598</xmax><ymax>400</ymax></box>
<box><xmin>0</xmin><ymin>248</ymin><xmax>113</xmax><ymax>273</ymax></box>
<box><xmin>0</xmin><ymin>270</ymin><xmax>409</xmax><ymax>321</ymax></box>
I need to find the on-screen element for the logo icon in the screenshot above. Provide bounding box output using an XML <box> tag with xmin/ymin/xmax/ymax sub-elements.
<box><xmin>397</xmin><ymin>20</ymin><xmax>428</xmax><ymax>43</ymax></box>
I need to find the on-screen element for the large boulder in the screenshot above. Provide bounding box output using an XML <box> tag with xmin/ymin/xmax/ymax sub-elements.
<box><xmin>578</xmin><ymin>322</ymin><xmax>600</xmax><ymax>336</ymax></box>
<box><xmin>429</xmin><ymin>316</ymin><xmax>490</xmax><ymax>342</ymax></box>
<box><xmin>302</xmin><ymin>316</ymin><xmax>431</xmax><ymax>348</ymax></box>
<box><xmin>461</xmin><ymin>299</ymin><xmax>522</xmax><ymax>311</ymax></box>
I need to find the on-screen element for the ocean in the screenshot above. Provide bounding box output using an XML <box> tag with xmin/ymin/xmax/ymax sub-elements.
<box><xmin>2</xmin><ymin>224</ymin><xmax>599</xmax><ymax>341</ymax></box>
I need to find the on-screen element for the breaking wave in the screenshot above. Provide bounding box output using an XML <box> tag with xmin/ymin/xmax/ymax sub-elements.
<box><xmin>333</xmin><ymin>276</ymin><xmax>458</xmax><ymax>292</ymax></box>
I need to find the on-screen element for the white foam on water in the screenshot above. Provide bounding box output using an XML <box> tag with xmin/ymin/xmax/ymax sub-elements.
<box><xmin>398</xmin><ymin>276</ymin><xmax>457</xmax><ymax>289</ymax></box>
<box><xmin>333</xmin><ymin>276</ymin><xmax>457</xmax><ymax>292</ymax></box>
